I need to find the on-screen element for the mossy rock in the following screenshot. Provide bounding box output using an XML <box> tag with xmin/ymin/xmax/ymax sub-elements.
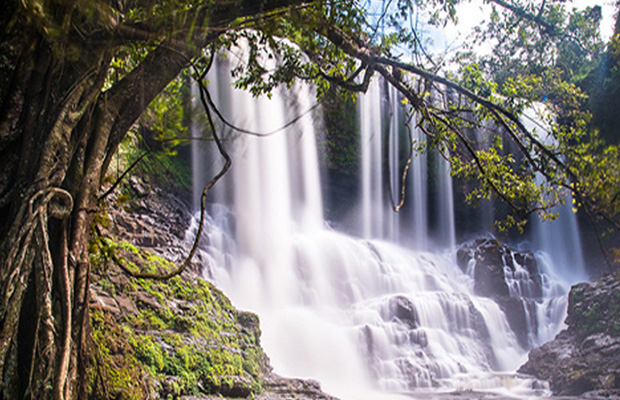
<box><xmin>89</xmin><ymin>238</ymin><xmax>264</xmax><ymax>399</ymax></box>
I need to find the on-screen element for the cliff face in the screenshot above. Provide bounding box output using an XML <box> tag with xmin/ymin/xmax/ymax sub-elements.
<box><xmin>89</xmin><ymin>177</ymin><xmax>337</xmax><ymax>400</ymax></box>
<box><xmin>519</xmin><ymin>274</ymin><xmax>620</xmax><ymax>396</ymax></box>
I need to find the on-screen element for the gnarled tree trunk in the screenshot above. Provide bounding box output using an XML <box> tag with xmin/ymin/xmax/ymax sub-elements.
<box><xmin>0</xmin><ymin>1</ymin><xmax>307</xmax><ymax>398</ymax></box>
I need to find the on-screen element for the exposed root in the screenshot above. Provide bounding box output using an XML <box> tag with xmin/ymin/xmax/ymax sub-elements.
<box><xmin>0</xmin><ymin>187</ymin><xmax>73</xmax><ymax>397</ymax></box>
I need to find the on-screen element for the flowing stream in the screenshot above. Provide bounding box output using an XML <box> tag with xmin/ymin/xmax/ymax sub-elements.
<box><xmin>190</xmin><ymin>56</ymin><xmax>585</xmax><ymax>399</ymax></box>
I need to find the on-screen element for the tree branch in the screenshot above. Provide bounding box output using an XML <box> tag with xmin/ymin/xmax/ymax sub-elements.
<box><xmin>387</xmin><ymin>113</ymin><xmax>415</xmax><ymax>212</ymax></box>
<box><xmin>486</xmin><ymin>0</ymin><xmax>557</xmax><ymax>34</ymax></box>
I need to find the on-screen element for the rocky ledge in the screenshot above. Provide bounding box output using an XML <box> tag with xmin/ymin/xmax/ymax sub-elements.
<box><xmin>519</xmin><ymin>273</ymin><xmax>620</xmax><ymax>396</ymax></box>
<box><xmin>89</xmin><ymin>177</ymin><xmax>338</xmax><ymax>400</ymax></box>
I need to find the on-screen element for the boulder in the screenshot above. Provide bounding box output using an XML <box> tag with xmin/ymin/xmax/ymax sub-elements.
<box><xmin>519</xmin><ymin>274</ymin><xmax>620</xmax><ymax>395</ymax></box>
<box><xmin>457</xmin><ymin>237</ymin><xmax>545</xmax><ymax>348</ymax></box>
<box><xmin>457</xmin><ymin>238</ymin><xmax>510</xmax><ymax>298</ymax></box>
<box><xmin>388</xmin><ymin>295</ymin><xmax>419</xmax><ymax>328</ymax></box>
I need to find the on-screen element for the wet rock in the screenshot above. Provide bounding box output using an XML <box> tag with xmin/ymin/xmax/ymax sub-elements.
<box><xmin>389</xmin><ymin>295</ymin><xmax>420</xmax><ymax>328</ymax></box>
<box><xmin>496</xmin><ymin>296</ymin><xmax>536</xmax><ymax>346</ymax></box>
<box><xmin>203</xmin><ymin>375</ymin><xmax>255</xmax><ymax>398</ymax></box>
<box><xmin>519</xmin><ymin>274</ymin><xmax>620</xmax><ymax>396</ymax></box>
<box><xmin>457</xmin><ymin>238</ymin><xmax>510</xmax><ymax>298</ymax></box>
<box><xmin>457</xmin><ymin>237</ymin><xmax>546</xmax><ymax>348</ymax></box>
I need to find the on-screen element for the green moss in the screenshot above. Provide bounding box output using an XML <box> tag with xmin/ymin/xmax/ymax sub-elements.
<box><xmin>570</xmin><ymin>286</ymin><xmax>585</xmax><ymax>303</ymax></box>
<box><xmin>89</xmin><ymin>311</ymin><xmax>150</xmax><ymax>399</ymax></box>
<box><xmin>90</xmin><ymin>237</ymin><xmax>264</xmax><ymax>398</ymax></box>
<box><xmin>128</xmin><ymin>334</ymin><xmax>166</xmax><ymax>372</ymax></box>
<box><xmin>90</xmin><ymin>236</ymin><xmax>178</xmax><ymax>277</ymax></box>
<box><xmin>97</xmin><ymin>278</ymin><xmax>116</xmax><ymax>296</ymax></box>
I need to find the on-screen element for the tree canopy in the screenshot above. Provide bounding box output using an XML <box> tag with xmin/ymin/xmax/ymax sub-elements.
<box><xmin>0</xmin><ymin>0</ymin><xmax>619</xmax><ymax>398</ymax></box>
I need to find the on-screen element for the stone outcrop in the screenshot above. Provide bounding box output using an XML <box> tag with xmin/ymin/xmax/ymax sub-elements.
<box><xmin>456</xmin><ymin>237</ymin><xmax>545</xmax><ymax>348</ymax></box>
<box><xmin>106</xmin><ymin>176</ymin><xmax>199</xmax><ymax>269</ymax></box>
<box><xmin>519</xmin><ymin>274</ymin><xmax>620</xmax><ymax>396</ymax></box>
<box><xmin>256</xmin><ymin>375</ymin><xmax>340</xmax><ymax>400</ymax></box>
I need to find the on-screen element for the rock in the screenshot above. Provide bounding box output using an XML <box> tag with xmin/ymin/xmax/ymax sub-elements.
<box><xmin>519</xmin><ymin>274</ymin><xmax>620</xmax><ymax>396</ymax></box>
<box><xmin>457</xmin><ymin>237</ymin><xmax>546</xmax><ymax>348</ymax></box>
<box><xmin>257</xmin><ymin>374</ymin><xmax>340</xmax><ymax>400</ymax></box>
<box><xmin>496</xmin><ymin>296</ymin><xmax>538</xmax><ymax>347</ymax></box>
<box><xmin>458</xmin><ymin>238</ymin><xmax>510</xmax><ymax>298</ymax></box>
<box><xmin>133</xmin><ymin>290</ymin><xmax>163</xmax><ymax>311</ymax></box>
<box><xmin>129</xmin><ymin>176</ymin><xmax>150</xmax><ymax>197</ymax></box>
<box><xmin>388</xmin><ymin>295</ymin><xmax>419</xmax><ymax>328</ymax></box>
<box><xmin>567</xmin><ymin>276</ymin><xmax>620</xmax><ymax>340</ymax></box>
<box><xmin>90</xmin><ymin>288</ymin><xmax>121</xmax><ymax>315</ymax></box>
<box><xmin>115</xmin><ymin>294</ymin><xmax>139</xmax><ymax>315</ymax></box>
<box><xmin>203</xmin><ymin>375</ymin><xmax>255</xmax><ymax>398</ymax></box>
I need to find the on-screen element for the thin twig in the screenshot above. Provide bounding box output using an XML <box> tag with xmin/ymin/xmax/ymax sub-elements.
<box><xmin>202</xmin><ymin>79</ymin><xmax>322</xmax><ymax>137</ymax></box>
<box><xmin>387</xmin><ymin>113</ymin><xmax>415</xmax><ymax>212</ymax></box>
<box><xmin>98</xmin><ymin>150</ymin><xmax>151</xmax><ymax>201</ymax></box>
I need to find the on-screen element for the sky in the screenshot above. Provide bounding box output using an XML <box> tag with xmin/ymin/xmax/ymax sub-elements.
<box><xmin>430</xmin><ymin>0</ymin><xmax>617</xmax><ymax>56</ymax></box>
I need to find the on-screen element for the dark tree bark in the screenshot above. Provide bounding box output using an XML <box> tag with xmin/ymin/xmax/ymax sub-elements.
<box><xmin>0</xmin><ymin>1</ymin><xmax>308</xmax><ymax>398</ymax></box>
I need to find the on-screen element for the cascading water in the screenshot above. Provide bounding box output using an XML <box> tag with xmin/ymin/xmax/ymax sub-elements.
<box><xmin>521</xmin><ymin>108</ymin><xmax>588</xmax><ymax>285</ymax></box>
<box><xmin>359</xmin><ymin>78</ymin><xmax>385</xmax><ymax>240</ymax></box>
<box><xmin>409</xmin><ymin>112</ymin><xmax>430</xmax><ymax>250</ymax></box>
<box><xmin>357</xmin><ymin>81</ymin><xmax>455</xmax><ymax>250</ymax></box>
<box><xmin>190</xmin><ymin>57</ymin><xmax>582</xmax><ymax>399</ymax></box>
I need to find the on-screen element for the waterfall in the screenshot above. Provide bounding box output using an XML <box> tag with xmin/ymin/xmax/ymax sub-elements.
<box><xmin>359</xmin><ymin>78</ymin><xmax>385</xmax><ymax>239</ymax></box>
<box><xmin>190</xmin><ymin>60</ymin><xmax>581</xmax><ymax>399</ymax></box>
<box><xmin>409</xmin><ymin>114</ymin><xmax>429</xmax><ymax>250</ymax></box>
<box><xmin>356</xmin><ymin>81</ymin><xmax>455</xmax><ymax>249</ymax></box>
<box><xmin>521</xmin><ymin>107</ymin><xmax>587</xmax><ymax>285</ymax></box>
<box><xmin>533</xmin><ymin>205</ymin><xmax>587</xmax><ymax>284</ymax></box>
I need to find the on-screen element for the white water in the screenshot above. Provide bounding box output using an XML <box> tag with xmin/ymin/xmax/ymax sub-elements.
<box><xmin>190</xmin><ymin>64</ymin><xmax>581</xmax><ymax>399</ymax></box>
<box><xmin>359</xmin><ymin>78</ymin><xmax>385</xmax><ymax>239</ymax></box>
<box><xmin>521</xmin><ymin>107</ymin><xmax>588</xmax><ymax>285</ymax></box>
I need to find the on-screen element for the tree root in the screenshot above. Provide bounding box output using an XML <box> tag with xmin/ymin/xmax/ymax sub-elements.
<box><xmin>0</xmin><ymin>186</ymin><xmax>74</xmax><ymax>398</ymax></box>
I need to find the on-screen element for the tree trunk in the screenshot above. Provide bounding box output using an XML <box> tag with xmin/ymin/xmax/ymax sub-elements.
<box><xmin>0</xmin><ymin>1</ymin><xmax>309</xmax><ymax>398</ymax></box>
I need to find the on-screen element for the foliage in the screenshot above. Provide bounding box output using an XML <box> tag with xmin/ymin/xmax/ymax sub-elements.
<box><xmin>472</xmin><ymin>1</ymin><xmax>604</xmax><ymax>86</ymax></box>
<box><xmin>115</xmin><ymin>126</ymin><xmax>192</xmax><ymax>193</ymax></box>
<box><xmin>321</xmin><ymin>87</ymin><xmax>360</xmax><ymax>175</ymax></box>
<box><xmin>140</xmin><ymin>74</ymin><xmax>190</xmax><ymax>155</ymax></box>
<box><xmin>583</xmin><ymin>29</ymin><xmax>620</xmax><ymax>144</ymax></box>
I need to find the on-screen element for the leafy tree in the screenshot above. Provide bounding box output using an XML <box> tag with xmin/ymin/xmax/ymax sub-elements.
<box><xmin>0</xmin><ymin>0</ymin><xmax>618</xmax><ymax>399</ymax></box>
